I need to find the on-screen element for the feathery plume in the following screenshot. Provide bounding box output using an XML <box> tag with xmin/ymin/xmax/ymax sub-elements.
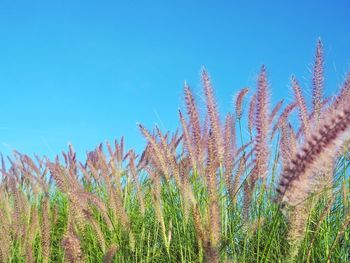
<box><xmin>179</xmin><ymin>110</ymin><xmax>197</xmax><ymax>170</ymax></box>
<box><xmin>312</xmin><ymin>39</ymin><xmax>324</xmax><ymax>120</ymax></box>
<box><xmin>202</xmin><ymin>69</ymin><xmax>224</xmax><ymax>163</ymax></box>
<box><xmin>280</xmin><ymin>123</ymin><xmax>297</xmax><ymax>168</ymax></box>
<box><xmin>155</xmin><ymin>126</ymin><xmax>182</xmax><ymax>188</ymax></box>
<box><xmin>269</xmin><ymin>99</ymin><xmax>284</xmax><ymax>124</ymax></box>
<box><xmin>25</xmin><ymin>204</ymin><xmax>39</xmax><ymax>263</ymax></box>
<box><xmin>88</xmin><ymin>215</ymin><xmax>106</xmax><ymax>252</ymax></box>
<box><xmin>253</xmin><ymin>65</ymin><xmax>270</xmax><ymax>181</ymax></box>
<box><xmin>41</xmin><ymin>198</ymin><xmax>51</xmax><ymax>263</ymax></box>
<box><xmin>277</xmin><ymin>104</ymin><xmax>350</xmax><ymax>207</ymax></box>
<box><xmin>139</xmin><ymin>124</ymin><xmax>169</xmax><ymax>179</ymax></box>
<box><xmin>332</xmin><ymin>73</ymin><xmax>350</xmax><ymax>110</ymax></box>
<box><xmin>230</xmin><ymin>155</ymin><xmax>246</xmax><ymax>204</ymax></box>
<box><xmin>103</xmin><ymin>245</ymin><xmax>118</xmax><ymax>263</ymax></box>
<box><xmin>292</xmin><ymin>76</ymin><xmax>311</xmax><ymax>137</ymax></box>
<box><xmin>223</xmin><ymin>113</ymin><xmax>236</xmax><ymax>190</ymax></box>
<box><xmin>184</xmin><ymin>83</ymin><xmax>202</xmax><ymax>160</ymax></box>
<box><xmin>0</xmin><ymin>205</ymin><xmax>11</xmax><ymax>263</ymax></box>
<box><xmin>62</xmin><ymin>226</ymin><xmax>85</xmax><ymax>263</ymax></box>
<box><xmin>248</xmin><ymin>94</ymin><xmax>257</xmax><ymax>135</ymax></box>
<box><xmin>243</xmin><ymin>67</ymin><xmax>271</xmax><ymax>218</ymax></box>
<box><xmin>271</xmin><ymin>102</ymin><xmax>297</xmax><ymax>139</ymax></box>
<box><xmin>243</xmin><ymin>175</ymin><xmax>254</xmax><ymax>220</ymax></box>
<box><xmin>206</xmin><ymin>131</ymin><xmax>221</xmax><ymax>254</ymax></box>
<box><xmin>286</xmin><ymin>200</ymin><xmax>312</xmax><ymax>260</ymax></box>
<box><xmin>235</xmin><ymin>87</ymin><xmax>249</xmax><ymax>120</ymax></box>
<box><xmin>129</xmin><ymin>150</ymin><xmax>145</xmax><ymax>216</ymax></box>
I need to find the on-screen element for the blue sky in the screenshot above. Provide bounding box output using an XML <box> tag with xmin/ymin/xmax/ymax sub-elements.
<box><xmin>0</xmin><ymin>1</ymin><xmax>349</xmax><ymax>160</ymax></box>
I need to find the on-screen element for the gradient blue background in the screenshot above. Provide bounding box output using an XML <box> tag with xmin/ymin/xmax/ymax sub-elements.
<box><xmin>0</xmin><ymin>1</ymin><xmax>349</xmax><ymax>160</ymax></box>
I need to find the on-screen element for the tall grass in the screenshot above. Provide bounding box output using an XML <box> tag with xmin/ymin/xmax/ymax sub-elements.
<box><xmin>0</xmin><ymin>40</ymin><xmax>350</xmax><ymax>262</ymax></box>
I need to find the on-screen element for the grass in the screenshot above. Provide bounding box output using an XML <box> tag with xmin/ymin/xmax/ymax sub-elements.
<box><xmin>0</xmin><ymin>40</ymin><xmax>350</xmax><ymax>262</ymax></box>
<box><xmin>3</xmin><ymin>163</ymin><xmax>348</xmax><ymax>262</ymax></box>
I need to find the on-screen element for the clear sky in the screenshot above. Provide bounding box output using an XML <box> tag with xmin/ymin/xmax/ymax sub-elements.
<box><xmin>0</xmin><ymin>1</ymin><xmax>349</xmax><ymax>160</ymax></box>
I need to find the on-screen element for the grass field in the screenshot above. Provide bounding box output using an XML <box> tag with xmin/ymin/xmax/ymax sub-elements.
<box><xmin>0</xmin><ymin>40</ymin><xmax>350</xmax><ymax>262</ymax></box>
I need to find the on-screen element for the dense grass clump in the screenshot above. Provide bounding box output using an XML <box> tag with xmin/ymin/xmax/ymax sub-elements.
<box><xmin>1</xmin><ymin>40</ymin><xmax>350</xmax><ymax>262</ymax></box>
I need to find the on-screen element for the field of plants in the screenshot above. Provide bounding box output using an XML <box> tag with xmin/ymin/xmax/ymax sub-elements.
<box><xmin>0</xmin><ymin>40</ymin><xmax>349</xmax><ymax>262</ymax></box>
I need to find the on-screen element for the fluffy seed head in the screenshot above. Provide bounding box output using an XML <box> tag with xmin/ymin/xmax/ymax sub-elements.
<box><xmin>235</xmin><ymin>87</ymin><xmax>249</xmax><ymax>120</ymax></box>
<box><xmin>312</xmin><ymin>39</ymin><xmax>324</xmax><ymax>120</ymax></box>
<box><xmin>292</xmin><ymin>76</ymin><xmax>310</xmax><ymax>138</ymax></box>
<box><xmin>277</xmin><ymin>106</ymin><xmax>350</xmax><ymax>207</ymax></box>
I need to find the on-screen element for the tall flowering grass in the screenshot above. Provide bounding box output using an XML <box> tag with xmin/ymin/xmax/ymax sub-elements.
<box><xmin>0</xmin><ymin>41</ymin><xmax>350</xmax><ymax>262</ymax></box>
